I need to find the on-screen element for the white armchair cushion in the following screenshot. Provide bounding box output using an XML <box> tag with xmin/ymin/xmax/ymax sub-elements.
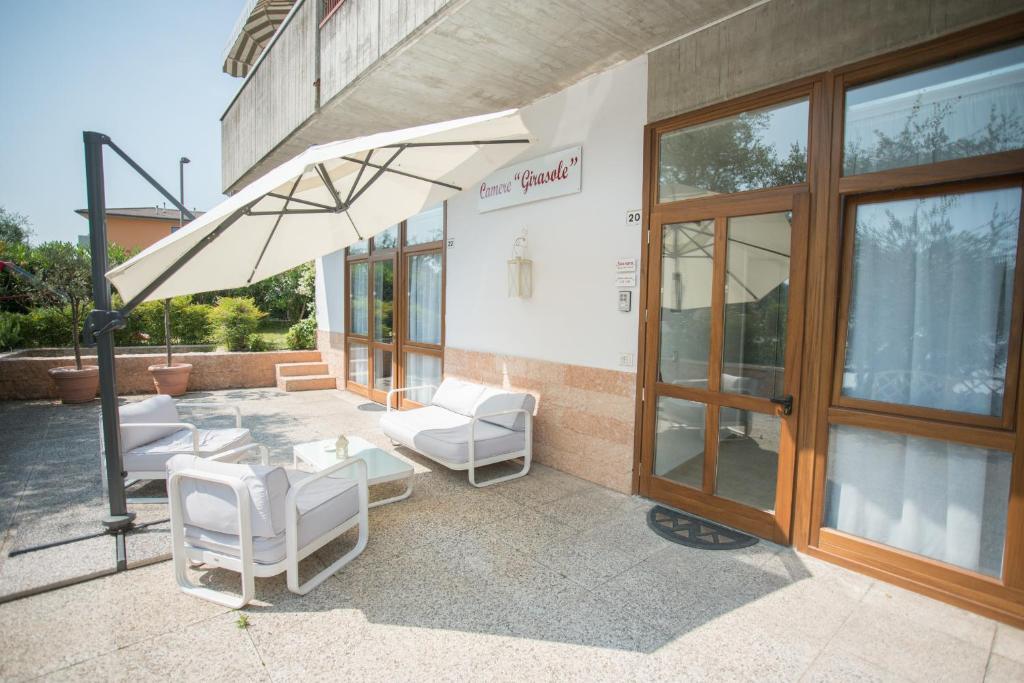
<box><xmin>167</xmin><ymin>454</ymin><xmax>288</xmax><ymax>539</ymax></box>
<box><xmin>172</xmin><ymin>464</ymin><xmax>360</xmax><ymax>565</ymax></box>
<box><xmin>474</xmin><ymin>388</ymin><xmax>535</xmax><ymax>431</ymax></box>
<box><xmin>118</xmin><ymin>395</ymin><xmax>182</xmax><ymax>451</ymax></box>
<box><xmin>430</xmin><ymin>378</ymin><xmax>486</xmax><ymax>417</ymax></box>
<box><xmin>126</xmin><ymin>428</ymin><xmax>253</xmax><ymax>472</ymax></box>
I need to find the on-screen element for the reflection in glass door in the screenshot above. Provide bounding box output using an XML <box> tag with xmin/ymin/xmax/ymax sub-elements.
<box><xmin>642</xmin><ymin>195</ymin><xmax>807</xmax><ymax>542</ymax></box>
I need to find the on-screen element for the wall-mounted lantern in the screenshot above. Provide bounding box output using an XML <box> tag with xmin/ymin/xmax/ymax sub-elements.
<box><xmin>507</xmin><ymin>231</ymin><xmax>532</xmax><ymax>299</ymax></box>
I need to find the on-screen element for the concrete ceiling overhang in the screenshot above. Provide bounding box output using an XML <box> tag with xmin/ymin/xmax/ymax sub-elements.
<box><xmin>224</xmin><ymin>0</ymin><xmax>756</xmax><ymax>194</ymax></box>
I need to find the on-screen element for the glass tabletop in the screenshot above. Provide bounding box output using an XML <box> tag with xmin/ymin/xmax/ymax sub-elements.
<box><xmin>294</xmin><ymin>436</ymin><xmax>413</xmax><ymax>484</ymax></box>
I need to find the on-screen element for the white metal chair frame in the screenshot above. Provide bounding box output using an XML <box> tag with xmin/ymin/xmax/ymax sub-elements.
<box><xmin>119</xmin><ymin>402</ymin><xmax>269</xmax><ymax>503</ymax></box>
<box><xmin>168</xmin><ymin>447</ymin><xmax>369</xmax><ymax>608</ymax></box>
<box><xmin>386</xmin><ymin>385</ymin><xmax>533</xmax><ymax>487</ymax></box>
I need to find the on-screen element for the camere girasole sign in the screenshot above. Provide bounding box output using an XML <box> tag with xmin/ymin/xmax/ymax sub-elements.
<box><xmin>478</xmin><ymin>145</ymin><xmax>582</xmax><ymax>212</ymax></box>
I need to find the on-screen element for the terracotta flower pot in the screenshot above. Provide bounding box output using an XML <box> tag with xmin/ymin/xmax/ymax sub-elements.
<box><xmin>47</xmin><ymin>365</ymin><xmax>99</xmax><ymax>404</ymax></box>
<box><xmin>149</xmin><ymin>363</ymin><xmax>193</xmax><ymax>397</ymax></box>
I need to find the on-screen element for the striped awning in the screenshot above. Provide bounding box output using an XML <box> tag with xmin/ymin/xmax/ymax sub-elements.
<box><xmin>222</xmin><ymin>0</ymin><xmax>297</xmax><ymax>78</ymax></box>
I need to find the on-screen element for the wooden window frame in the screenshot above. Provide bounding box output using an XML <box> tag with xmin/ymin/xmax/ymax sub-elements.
<box><xmin>830</xmin><ymin>177</ymin><xmax>1024</xmax><ymax>433</ymax></box>
<box><xmin>804</xmin><ymin>16</ymin><xmax>1024</xmax><ymax>625</ymax></box>
<box><xmin>638</xmin><ymin>11</ymin><xmax>1024</xmax><ymax>626</ymax></box>
<box><xmin>343</xmin><ymin>205</ymin><xmax>446</xmax><ymax>407</ymax></box>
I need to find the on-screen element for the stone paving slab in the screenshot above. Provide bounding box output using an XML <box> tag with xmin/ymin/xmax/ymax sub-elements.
<box><xmin>0</xmin><ymin>388</ymin><xmax>1021</xmax><ymax>682</ymax></box>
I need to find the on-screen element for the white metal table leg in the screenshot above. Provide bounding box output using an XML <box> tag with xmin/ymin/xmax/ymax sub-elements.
<box><xmin>368</xmin><ymin>473</ymin><xmax>413</xmax><ymax>508</ymax></box>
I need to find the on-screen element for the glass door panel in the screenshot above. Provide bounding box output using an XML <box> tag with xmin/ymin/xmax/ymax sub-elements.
<box><xmin>659</xmin><ymin>220</ymin><xmax>715</xmax><ymax>385</ymax></box>
<box><xmin>715</xmin><ymin>410</ymin><xmax>781</xmax><ymax>512</ymax></box>
<box><xmin>369</xmin><ymin>258</ymin><xmax>395</xmax><ymax>403</ymax></box>
<box><xmin>407</xmin><ymin>252</ymin><xmax>442</xmax><ymax>345</ymax></box>
<box><xmin>373</xmin><ymin>260</ymin><xmax>394</xmax><ymax>344</ymax></box>
<box><xmin>722</xmin><ymin>212</ymin><xmax>791</xmax><ymax>399</ymax></box>
<box><xmin>643</xmin><ymin>193</ymin><xmax>806</xmax><ymax>543</ymax></box>
<box><xmin>653</xmin><ymin>397</ymin><xmax>707</xmax><ymax>488</ymax></box>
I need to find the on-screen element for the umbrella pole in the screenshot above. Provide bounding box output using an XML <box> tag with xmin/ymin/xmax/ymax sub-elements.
<box><xmin>83</xmin><ymin>132</ymin><xmax>135</xmax><ymax>571</ymax></box>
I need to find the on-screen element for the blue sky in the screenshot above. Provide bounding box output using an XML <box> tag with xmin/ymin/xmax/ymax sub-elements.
<box><xmin>0</xmin><ymin>1</ymin><xmax>246</xmax><ymax>244</ymax></box>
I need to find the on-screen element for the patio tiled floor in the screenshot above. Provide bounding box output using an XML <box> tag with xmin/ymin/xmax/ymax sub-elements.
<box><xmin>1</xmin><ymin>388</ymin><xmax>1022</xmax><ymax>681</ymax></box>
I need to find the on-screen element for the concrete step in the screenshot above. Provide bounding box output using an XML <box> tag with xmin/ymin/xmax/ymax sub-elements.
<box><xmin>278</xmin><ymin>374</ymin><xmax>338</xmax><ymax>392</ymax></box>
<box><xmin>276</xmin><ymin>361</ymin><xmax>329</xmax><ymax>378</ymax></box>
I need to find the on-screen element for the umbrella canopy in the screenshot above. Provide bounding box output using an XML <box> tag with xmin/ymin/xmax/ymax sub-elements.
<box><xmin>107</xmin><ymin>110</ymin><xmax>531</xmax><ymax>306</ymax></box>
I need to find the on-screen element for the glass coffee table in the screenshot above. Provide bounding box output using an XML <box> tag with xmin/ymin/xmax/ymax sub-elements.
<box><xmin>292</xmin><ymin>436</ymin><xmax>414</xmax><ymax>508</ymax></box>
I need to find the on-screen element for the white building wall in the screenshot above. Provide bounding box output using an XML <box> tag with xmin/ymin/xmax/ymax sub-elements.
<box><xmin>445</xmin><ymin>55</ymin><xmax>647</xmax><ymax>372</ymax></box>
<box><xmin>314</xmin><ymin>250</ymin><xmax>345</xmax><ymax>333</ymax></box>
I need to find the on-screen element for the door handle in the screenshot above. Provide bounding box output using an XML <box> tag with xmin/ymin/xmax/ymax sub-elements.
<box><xmin>770</xmin><ymin>394</ymin><xmax>794</xmax><ymax>416</ymax></box>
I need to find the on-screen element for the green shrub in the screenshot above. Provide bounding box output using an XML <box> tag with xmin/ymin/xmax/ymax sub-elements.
<box><xmin>210</xmin><ymin>297</ymin><xmax>266</xmax><ymax>352</ymax></box>
<box><xmin>247</xmin><ymin>335</ymin><xmax>273</xmax><ymax>352</ymax></box>
<box><xmin>113</xmin><ymin>296</ymin><xmax>214</xmax><ymax>347</ymax></box>
<box><xmin>285</xmin><ymin>317</ymin><xmax>318</xmax><ymax>350</ymax></box>
<box><xmin>21</xmin><ymin>306</ymin><xmax>75</xmax><ymax>347</ymax></box>
<box><xmin>0</xmin><ymin>312</ymin><xmax>23</xmax><ymax>351</ymax></box>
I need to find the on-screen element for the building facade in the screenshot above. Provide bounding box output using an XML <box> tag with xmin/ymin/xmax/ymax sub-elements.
<box><xmin>75</xmin><ymin>207</ymin><xmax>200</xmax><ymax>252</ymax></box>
<box><xmin>222</xmin><ymin>0</ymin><xmax>1024</xmax><ymax>627</ymax></box>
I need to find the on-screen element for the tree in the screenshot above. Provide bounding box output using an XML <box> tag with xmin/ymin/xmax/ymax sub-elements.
<box><xmin>0</xmin><ymin>207</ymin><xmax>33</xmax><ymax>248</ymax></box>
<box><xmin>31</xmin><ymin>242</ymin><xmax>93</xmax><ymax>369</ymax></box>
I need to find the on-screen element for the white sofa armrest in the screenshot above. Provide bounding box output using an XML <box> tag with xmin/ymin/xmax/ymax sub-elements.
<box><xmin>121</xmin><ymin>422</ymin><xmax>200</xmax><ymax>454</ymax></box>
<box><xmin>385</xmin><ymin>385</ymin><xmax>437</xmax><ymax>412</ymax></box>
<box><xmin>469</xmin><ymin>408</ymin><xmax>533</xmax><ymax>466</ymax></box>
<box><xmin>176</xmin><ymin>402</ymin><xmax>243</xmax><ymax>429</ymax></box>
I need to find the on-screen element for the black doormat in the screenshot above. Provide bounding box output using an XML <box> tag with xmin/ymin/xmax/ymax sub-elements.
<box><xmin>647</xmin><ymin>506</ymin><xmax>759</xmax><ymax>550</ymax></box>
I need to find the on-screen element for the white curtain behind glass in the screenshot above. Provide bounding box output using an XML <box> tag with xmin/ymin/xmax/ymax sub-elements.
<box><xmin>408</xmin><ymin>253</ymin><xmax>442</xmax><ymax>345</ymax></box>
<box><xmin>825</xmin><ymin>426</ymin><xmax>1010</xmax><ymax>576</ymax></box>
<box><xmin>843</xmin><ymin>188</ymin><xmax>1020</xmax><ymax>415</ymax></box>
<box><xmin>828</xmin><ymin>187</ymin><xmax>1020</xmax><ymax>577</ymax></box>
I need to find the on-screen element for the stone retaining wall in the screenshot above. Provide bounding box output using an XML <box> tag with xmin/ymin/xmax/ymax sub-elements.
<box><xmin>0</xmin><ymin>349</ymin><xmax>323</xmax><ymax>401</ymax></box>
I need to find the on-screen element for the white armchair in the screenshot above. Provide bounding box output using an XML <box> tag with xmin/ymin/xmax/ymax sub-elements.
<box><xmin>101</xmin><ymin>394</ymin><xmax>269</xmax><ymax>503</ymax></box>
<box><xmin>167</xmin><ymin>452</ymin><xmax>369</xmax><ymax>608</ymax></box>
<box><xmin>381</xmin><ymin>378</ymin><xmax>534</xmax><ymax>487</ymax></box>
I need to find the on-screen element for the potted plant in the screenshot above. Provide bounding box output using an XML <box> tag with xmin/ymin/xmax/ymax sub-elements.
<box><xmin>33</xmin><ymin>242</ymin><xmax>99</xmax><ymax>403</ymax></box>
<box><xmin>148</xmin><ymin>298</ymin><xmax>192</xmax><ymax>396</ymax></box>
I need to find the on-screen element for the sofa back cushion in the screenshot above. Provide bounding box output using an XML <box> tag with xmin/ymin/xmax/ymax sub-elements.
<box><xmin>118</xmin><ymin>395</ymin><xmax>182</xmax><ymax>452</ymax></box>
<box><xmin>474</xmin><ymin>388</ymin><xmax>535</xmax><ymax>431</ymax></box>
<box><xmin>430</xmin><ymin>378</ymin><xmax>487</xmax><ymax>417</ymax></box>
<box><xmin>166</xmin><ymin>454</ymin><xmax>289</xmax><ymax>539</ymax></box>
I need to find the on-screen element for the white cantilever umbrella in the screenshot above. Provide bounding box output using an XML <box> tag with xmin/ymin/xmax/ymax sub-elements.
<box><xmin>106</xmin><ymin>109</ymin><xmax>532</xmax><ymax>305</ymax></box>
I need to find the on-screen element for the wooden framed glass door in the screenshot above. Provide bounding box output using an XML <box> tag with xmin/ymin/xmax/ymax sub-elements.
<box><xmin>639</xmin><ymin>189</ymin><xmax>809</xmax><ymax>543</ymax></box>
<box><xmin>345</xmin><ymin>205</ymin><xmax>445</xmax><ymax>406</ymax></box>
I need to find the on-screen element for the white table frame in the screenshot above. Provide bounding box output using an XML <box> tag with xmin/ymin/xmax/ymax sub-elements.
<box><xmin>292</xmin><ymin>437</ymin><xmax>413</xmax><ymax>508</ymax></box>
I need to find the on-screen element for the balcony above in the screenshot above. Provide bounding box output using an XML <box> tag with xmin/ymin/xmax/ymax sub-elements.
<box><xmin>221</xmin><ymin>0</ymin><xmax>755</xmax><ymax>194</ymax></box>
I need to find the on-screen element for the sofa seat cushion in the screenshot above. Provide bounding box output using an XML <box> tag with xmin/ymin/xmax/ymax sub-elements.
<box><xmin>125</xmin><ymin>428</ymin><xmax>253</xmax><ymax>472</ymax></box>
<box><xmin>381</xmin><ymin>405</ymin><xmax>525</xmax><ymax>464</ymax></box>
<box><xmin>180</xmin><ymin>470</ymin><xmax>359</xmax><ymax>565</ymax></box>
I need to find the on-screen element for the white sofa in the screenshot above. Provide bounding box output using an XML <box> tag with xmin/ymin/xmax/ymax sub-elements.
<box><xmin>167</xmin><ymin>452</ymin><xmax>368</xmax><ymax>608</ymax></box>
<box><xmin>102</xmin><ymin>395</ymin><xmax>268</xmax><ymax>503</ymax></box>
<box><xmin>380</xmin><ymin>378</ymin><xmax>535</xmax><ymax>487</ymax></box>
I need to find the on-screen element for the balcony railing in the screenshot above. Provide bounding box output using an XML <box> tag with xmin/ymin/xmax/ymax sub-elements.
<box><xmin>320</xmin><ymin>0</ymin><xmax>346</xmax><ymax>27</ymax></box>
